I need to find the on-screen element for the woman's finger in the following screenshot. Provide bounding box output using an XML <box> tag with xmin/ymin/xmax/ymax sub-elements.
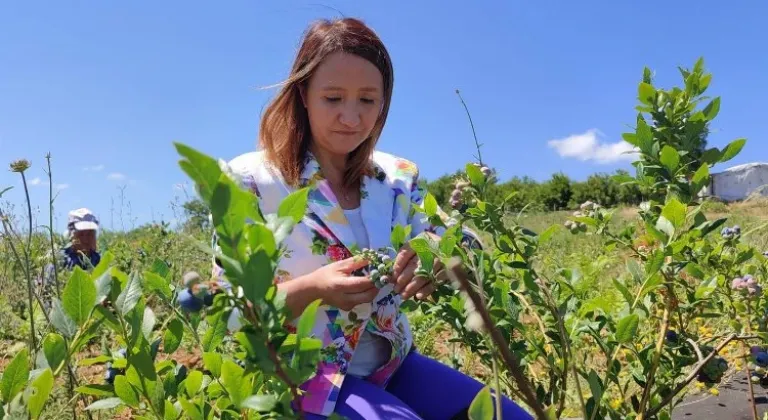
<box><xmin>392</xmin><ymin>245</ymin><xmax>415</xmax><ymax>279</ymax></box>
<box><xmin>401</xmin><ymin>274</ymin><xmax>430</xmax><ymax>300</ymax></box>
<box><xmin>394</xmin><ymin>257</ymin><xmax>418</xmax><ymax>294</ymax></box>
<box><xmin>414</xmin><ymin>283</ymin><xmax>436</xmax><ymax>301</ymax></box>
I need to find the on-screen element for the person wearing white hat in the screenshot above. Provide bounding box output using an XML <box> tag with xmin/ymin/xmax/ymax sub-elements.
<box><xmin>37</xmin><ymin>208</ymin><xmax>102</xmax><ymax>311</ymax></box>
<box><xmin>64</xmin><ymin>207</ymin><xmax>101</xmax><ymax>269</ymax></box>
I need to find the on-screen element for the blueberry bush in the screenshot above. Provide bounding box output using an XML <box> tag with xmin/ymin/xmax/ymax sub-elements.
<box><xmin>2</xmin><ymin>58</ymin><xmax>767</xmax><ymax>420</ymax></box>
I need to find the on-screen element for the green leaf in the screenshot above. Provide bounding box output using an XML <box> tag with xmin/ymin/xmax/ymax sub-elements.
<box><xmin>265</xmin><ymin>214</ymin><xmax>295</xmax><ymax>246</ymax></box>
<box><xmin>203</xmin><ymin>352</ymin><xmax>223</xmax><ymax>378</ymax></box>
<box><xmin>627</xmin><ymin>260</ymin><xmax>644</xmax><ymax>285</ymax></box>
<box><xmin>185</xmin><ymin>370</ymin><xmax>203</xmax><ymax>396</ymax></box>
<box><xmin>61</xmin><ymin>267</ymin><xmax>97</xmax><ymax>326</ymax></box>
<box><xmin>638</xmin><ymin>82</ymin><xmax>656</xmax><ymax>105</ymax></box>
<box><xmin>685</xmin><ymin>264</ymin><xmax>706</xmax><ymax>280</ymax></box>
<box><xmin>645</xmin><ymin>221</ymin><xmax>668</xmax><ymax>244</ymax></box>
<box><xmin>75</xmin><ymin>384</ymin><xmax>115</xmax><ymax>396</ymax></box>
<box><xmin>695</xmin><ymin>277</ymin><xmax>718</xmax><ymax>300</ymax></box>
<box><xmin>538</xmin><ymin>225</ymin><xmax>560</xmax><ymax>244</ymax></box>
<box><xmin>390</xmin><ymin>224</ymin><xmax>410</xmax><ymax>250</ymax></box>
<box><xmin>278</xmin><ymin>187</ymin><xmax>310</xmax><ymax>224</ymax></box>
<box><xmin>27</xmin><ymin>368</ymin><xmax>54</xmax><ymax>419</ymax></box>
<box><xmin>702</xmin><ymin>97</ymin><xmax>720</xmax><ymax>121</ymax></box>
<box><xmin>247</xmin><ymin>223</ymin><xmax>277</xmax><ymax>258</ymax></box>
<box><xmin>615</xmin><ymin>314</ymin><xmax>640</xmax><ymax>344</ymax></box>
<box><xmin>692</xmin><ymin>164</ymin><xmax>710</xmax><ymax>193</ymax></box>
<box><xmin>468</xmin><ymin>385</ymin><xmax>494</xmax><ymax>420</ymax></box>
<box><xmin>221</xmin><ymin>360</ymin><xmax>249</xmax><ymax>408</ymax></box>
<box><xmin>78</xmin><ymin>355</ymin><xmax>112</xmax><ymax>367</ymax></box>
<box><xmin>85</xmin><ymin>397</ymin><xmax>124</xmax><ymax>411</ymax></box>
<box><xmin>661</xmin><ymin>199</ymin><xmax>686</xmax><ymax>230</ymax></box>
<box><xmin>587</xmin><ymin>370</ymin><xmax>604</xmax><ymax>402</ymax></box>
<box><xmin>297</xmin><ymin>299</ymin><xmax>321</xmax><ymax>340</ymax></box>
<box><xmin>466</xmin><ymin>163</ymin><xmax>485</xmax><ymax>188</ymax></box>
<box><xmin>635</xmin><ymin>117</ymin><xmax>654</xmax><ymax>154</ymax></box>
<box><xmin>1</xmin><ymin>348</ymin><xmax>29</xmax><ymax>402</ymax></box>
<box><xmin>114</xmin><ymin>375</ymin><xmax>140</xmax><ymax>407</ymax></box>
<box><xmin>242</xmin><ymin>250</ymin><xmax>274</xmax><ymax>305</ymax></box>
<box><xmin>127</xmin><ymin>346</ymin><xmax>157</xmax><ymax>381</ymax></box>
<box><xmin>241</xmin><ymin>395</ymin><xmax>278</xmax><ymax>412</ymax></box>
<box><xmin>423</xmin><ymin>192</ymin><xmax>438</xmax><ymax>217</ymax></box>
<box><xmin>656</xmin><ymin>216</ymin><xmax>675</xmax><ymax>239</ymax></box>
<box><xmin>90</xmin><ymin>251</ymin><xmax>113</xmax><ymax>280</ymax></box>
<box><xmin>174</xmin><ymin>143</ymin><xmax>224</xmax><ymax>202</ymax></box>
<box><xmin>202</xmin><ymin>308</ymin><xmax>231</xmax><ymax>352</ymax></box>
<box><xmin>164</xmin><ymin>400</ymin><xmax>178</xmax><ymax>420</ymax></box>
<box><xmin>659</xmin><ymin>146</ymin><xmax>680</xmax><ymax>173</ymax></box>
<box><xmin>719</xmin><ymin>138</ymin><xmax>746</xmax><ymax>163</ymax></box>
<box><xmin>42</xmin><ymin>333</ymin><xmax>67</xmax><ymax>372</ymax></box>
<box><xmin>646</xmin><ymin>250</ymin><xmax>665</xmax><ymax>275</ymax></box>
<box><xmin>141</xmin><ymin>306</ymin><xmax>156</xmax><ymax>340</ymax></box>
<box><xmin>612</xmin><ymin>279</ymin><xmax>633</xmax><ymax>308</ymax></box>
<box><xmin>143</xmin><ymin>272</ymin><xmax>171</xmax><ymax>299</ymax></box>
<box><xmin>622</xmin><ymin>132</ymin><xmax>639</xmax><ymax>147</ymax></box>
<box><xmin>163</xmin><ymin>319</ymin><xmax>184</xmax><ymax>354</ymax></box>
<box><xmin>115</xmin><ymin>272</ymin><xmax>142</xmax><ymax>316</ymax></box>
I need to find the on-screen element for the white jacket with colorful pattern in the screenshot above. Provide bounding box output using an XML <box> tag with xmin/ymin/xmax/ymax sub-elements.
<box><xmin>212</xmin><ymin>149</ymin><xmax>481</xmax><ymax>417</ymax></box>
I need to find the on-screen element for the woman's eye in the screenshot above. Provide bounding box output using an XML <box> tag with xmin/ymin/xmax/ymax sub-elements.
<box><xmin>324</xmin><ymin>97</ymin><xmax>342</xmax><ymax>103</ymax></box>
<box><xmin>360</xmin><ymin>98</ymin><xmax>375</xmax><ymax>104</ymax></box>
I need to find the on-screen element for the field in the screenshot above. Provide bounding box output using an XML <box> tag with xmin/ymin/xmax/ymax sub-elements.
<box><xmin>2</xmin><ymin>59</ymin><xmax>768</xmax><ymax>420</ymax></box>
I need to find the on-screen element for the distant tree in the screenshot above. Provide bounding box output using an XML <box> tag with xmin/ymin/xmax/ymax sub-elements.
<box><xmin>182</xmin><ymin>198</ymin><xmax>210</xmax><ymax>232</ymax></box>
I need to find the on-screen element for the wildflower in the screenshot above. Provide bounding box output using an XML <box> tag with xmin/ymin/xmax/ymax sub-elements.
<box><xmin>709</xmin><ymin>388</ymin><xmax>719</xmax><ymax>396</ymax></box>
<box><xmin>610</xmin><ymin>398</ymin><xmax>622</xmax><ymax>410</ymax></box>
<box><xmin>9</xmin><ymin>159</ymin><xmax>30</xmax><ymax>173</ymax></box>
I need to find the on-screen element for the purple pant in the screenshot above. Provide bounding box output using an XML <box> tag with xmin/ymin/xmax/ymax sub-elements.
<box><xmin>304</xmin><ymin>352</ymin><xmax>533</xmax><ymax>419</ymax></box>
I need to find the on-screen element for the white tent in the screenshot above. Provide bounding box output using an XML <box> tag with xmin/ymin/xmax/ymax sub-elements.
<box><xmin>702</xmin><ymin>162</ymin><xmax>768</xmax><ymax>202</ymax></box>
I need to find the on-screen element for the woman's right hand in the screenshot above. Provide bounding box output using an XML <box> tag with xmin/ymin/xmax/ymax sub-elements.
<box><xmin>314</xmin><ymin>256</ymin><xmax>379</xmax><ymax>311</ymax></box>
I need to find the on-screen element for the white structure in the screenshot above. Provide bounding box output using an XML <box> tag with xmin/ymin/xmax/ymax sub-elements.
<box><xmin>702</xmin><ymin>162</ymin><xmax>768</xmax><ymax>202</ymax></box>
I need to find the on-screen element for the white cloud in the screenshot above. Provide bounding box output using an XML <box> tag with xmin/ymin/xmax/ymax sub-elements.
<box><xmin>83</xmin><ymin>164</ymin><xmax>105</xmax><ymax>172</ymax></box>
<box><xmin>107</xmin><ymin>172</ymin><xmax>126</xmax><ymax>181</ymax></box>
<box><xmin>28</xmin><ymin>177</ymin><xmax>43</xmax><ymax>186</ymax></box>
<box><xmin>55</xmin><ymin>184</ymin><xmax>69</xmax><ymax>191</ymax></box>
<box><xmin>547</xmin><ymin>129</ymin><xmax>639</xmax><ymax>164</ymax></box>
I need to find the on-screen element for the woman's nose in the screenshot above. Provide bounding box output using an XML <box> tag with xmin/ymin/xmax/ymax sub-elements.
<box><xmin>338</xmin><ymin>104</ymin><xmax>361</xmax><ymax>127</ymax></box>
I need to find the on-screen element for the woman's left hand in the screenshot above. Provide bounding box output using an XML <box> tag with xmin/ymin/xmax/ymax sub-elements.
<box><xmin>391</xmin><ymin>233</ymin><xmax>448</xmax><ymax>300</ymax></box>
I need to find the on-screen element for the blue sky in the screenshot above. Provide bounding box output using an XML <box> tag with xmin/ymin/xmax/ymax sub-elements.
<box><xmin>1</xmin><ymin>1</ymin><xmax>766</xmax><ymax>231</ymax></box>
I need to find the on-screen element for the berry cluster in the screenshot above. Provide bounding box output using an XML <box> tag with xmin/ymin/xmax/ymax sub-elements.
<box><xmin>721</xmin><ymin>225</ymin><xmax>741</xmax><ymax>239</ymax></box>
<box><xmin>449</xmin><ymin>163</ymin><xmax>495</xmax><ymax>210</ymax></box>
<box><xmin>104</xmin><ymin>348</ymin><xmax>126</xmax><ymax>384</ymax></box>
<box><xmin>731</xmin><ymin>274</ymin><xmax>762</xmax><ymax>298</ymax></box>
<box><xmin>178</xmin><ymin>271</ymin><xmax>231</xmax><ymax>313</ymax></box>
<box><xmin>697</xmin><ymin>348</ymin><xmax>729</xmax><ymax>384</ymax></box>
<box><xmin>356</xmin><ymin>248</ymin><xmax>394</xmax><ymax>289</ymax></box>
<box><xmin>750</xmin><ymin>346</ymin><xmax>768</xmax><ymax>385</ymax></box>
<box><xmin>665</xmin><ymin>330</ymin><xmax>678</xmax><ymax>345</ymax></box>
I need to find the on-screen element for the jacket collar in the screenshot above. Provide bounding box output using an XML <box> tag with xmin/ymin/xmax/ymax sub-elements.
<box><xmin>299</xmin><ymin>151</ymin><xmax>393</xmax><ymax>253</ymax></box>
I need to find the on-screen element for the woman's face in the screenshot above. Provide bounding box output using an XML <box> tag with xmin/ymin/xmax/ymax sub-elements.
<box><xmin>303</xmin><ymin>51</ymin><xmax>384</xmax><ymax>158</ymax></box>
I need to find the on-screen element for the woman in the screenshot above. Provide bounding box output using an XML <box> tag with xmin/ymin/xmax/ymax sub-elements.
<box><xmin>216</xmin><ymin>17</ymin><xmax>531</xmax><ymax>420</ymax></box>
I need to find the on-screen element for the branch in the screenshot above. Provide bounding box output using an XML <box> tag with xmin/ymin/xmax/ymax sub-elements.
<box><xmin>646</xmin><ymin>334</ymin><xmax>757</xmax><ymax>418</ymax></box>
<box><xmin>446</xmin><ymin>258</ymin><xmax>548</xmax><ymax>420</ymax></box>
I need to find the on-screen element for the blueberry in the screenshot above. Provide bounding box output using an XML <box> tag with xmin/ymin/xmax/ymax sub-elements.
<box><xmin>734</xmin><ymin>225</ymin><xmax>741</xmax><ymax>234</ymax></box>
<box><xmin>381</xmin><ymin>255</ymin><xmax>391</xmax><ymax>263</ymax></box>
<box><xmin>665</xmin><ymin>330</ymin><xmax>678</xmax><ymax>344</ymax></box>
<box><xmin>751</xmin><ymin>346</ymin><xmax>763</xmax><ymax>355</ymax></box>
<box><xmin>104</xmin><ymin>366</ymin><xmax>118</xmax><ymax>384</ymax></box>
<box><xmin>178</xmin><ymin>289</ymin><xmax>203</xmax><ymax>312</ymax></box>
<box><xmin>203</xmin><ymin>292</ymin><xmax>214</xmax><ymax>307</ymax></box>
<box><xmin>369</xmin><ymin>269</ymin><xmax>379</xmax><ymax>279</ymax></box>
<box><xmin>756</xmin><ymin>352</ymin><xmax>768</xmax><ymax>367</ymax></box>
<box><xmin>116</xmin><ymin>348</ymin><xmax>127</xmax><ymax>358</ymax></box>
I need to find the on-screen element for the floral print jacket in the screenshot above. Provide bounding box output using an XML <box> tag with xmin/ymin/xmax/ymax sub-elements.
<box><xmin>213</xmin><ymin>150</ymin><xmax>478</xmax><ymax>417</ymax></box>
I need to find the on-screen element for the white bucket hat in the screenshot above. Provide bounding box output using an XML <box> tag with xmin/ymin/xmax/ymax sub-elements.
<box><xmin>68</xmin><ymin>208</ymin><xmax>100</xmax><ymax>231</ymax></box>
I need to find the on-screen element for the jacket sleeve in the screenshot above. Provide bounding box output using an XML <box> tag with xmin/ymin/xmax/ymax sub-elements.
<box><xmin>406</xmin><ymin>166</ymin><xmax>484</xmax><ymax>251</ymax></box>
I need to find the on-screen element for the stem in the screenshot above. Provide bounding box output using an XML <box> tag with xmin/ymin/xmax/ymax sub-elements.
<box><xmin>446</xmin><ymin>258</ymin><xmax>548</xmax><ymax>420</ymax></box>
<box><xmin>455</xmin><ymin>89</ymin><xmax>484</xmax><ymax>166</ymax></box>
<box><xmin>636</xmin><ymin>282</ymin><xmax>674</xmax><ymax>419</ymax></box>
<box><xmin>45</xmin><ymin>154</ymin><xmax>61</xmax><ymax>298</ymax></box>
<box><xmin>492</xmin><ymin>354</ymin><xmax>503</xmax><ymax>420</ymax></box>
<box><xmin>744</xmin><ymin>303</ymin><xmax>758</xmax><ymax>420</ymax></box>
<box><xmin>19</xmin><ymin>172</ymin><xmax>38</xmax><ymax>358</ymax></box>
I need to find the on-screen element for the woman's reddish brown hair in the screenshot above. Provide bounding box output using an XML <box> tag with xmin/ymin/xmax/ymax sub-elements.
<box><xmin>258</xmin><ymin>17</ymin><xmax>394</xmax><ymax>189</ymax></box>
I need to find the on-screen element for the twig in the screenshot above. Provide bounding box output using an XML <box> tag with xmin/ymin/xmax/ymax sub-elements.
<box><xmin>455</xmin><ymin>89</ymin><xmax>484</xmax><ymax>166</ymax></box>
<box><xmin>446</xmin><ymin>257</ymin><xmax>548</xmax><ymax>420</ymax></box>
<box><xmin>636</xmin><ymin>281</ymin><xmax>675</xmax><ymax>419</ymax></box>
<box><xmin>646</xmin><ymin>333</ymin><xmax>756</xmax><ymax>417</ymax></box>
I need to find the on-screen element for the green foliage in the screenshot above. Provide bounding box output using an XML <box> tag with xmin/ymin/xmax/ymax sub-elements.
<box><xmin>406</xmin><ymin>58</ymin><xmax>766</xmax><ymax>420</ymax></box>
